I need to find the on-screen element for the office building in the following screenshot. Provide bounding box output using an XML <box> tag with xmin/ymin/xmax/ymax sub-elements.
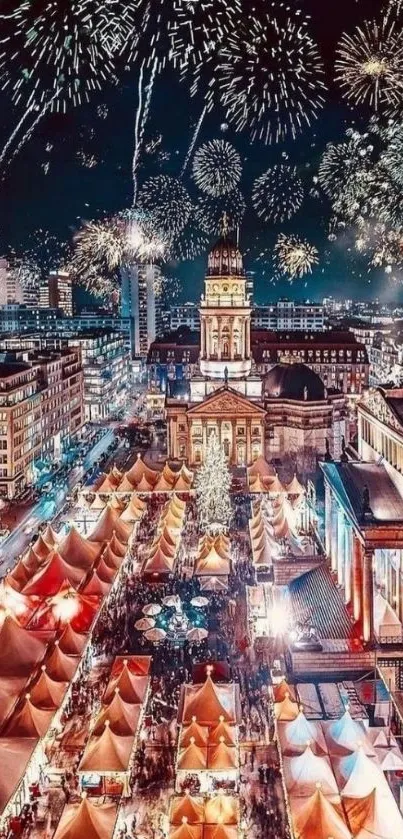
<box><xmin>68</xmin><ymin>329</ymin><xmax>130</xmax><ymax>421</ymax></box>
<box><xmin>0</xmin><ymin>259</ymin><xmax>23</xmax><ymax>305</ymax></box>
<box><xmin>0</xmin><ymin>305</ymin><xmax>61</xmax><ymax>335</ymax></box>
<box><xmin>252</xmin><ymin>300</ymin><xmax>325</xmax><ymax>331</ymax></box>
<box><xmin>121</xmin><ymin>263</ymin><xmax>163</xmax><ymax>357</ymax></box>
<box><xmin>169</xmin><ymin>304</ymin><xmax>200</xmax><ymax>332</ymax></box>
<box><xmin>48</xmin><ymin>270</ymin><xmax>73</xmax><ymax>316</ymax></box>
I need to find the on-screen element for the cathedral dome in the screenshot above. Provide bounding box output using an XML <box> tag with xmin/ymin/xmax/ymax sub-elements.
<box><xmin>207</xmin><ymin>235</ymin><xmax>244</xmax><ymax>277</ymax></box>
<box><xmin>263</xmin><ymin>363</ymin><xmax>326</xmax><ymax>402</ymax></box>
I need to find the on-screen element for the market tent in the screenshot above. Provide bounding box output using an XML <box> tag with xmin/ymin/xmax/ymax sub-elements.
<box><xmin>59</xmin><ymin>527</ymin><xmax>101</xmax><ymax>570</ymax></box>
<box><xmin>22</xmin><ymin>547</ymin><xmax>42</xmax><ymax>576</ymax></box>
<box><xmin>286</xmin><ymin>475</ymin><xmax>306</xmax><ymax>496</ymax></box>
<box><xmin>154</xmin><ymin>474</ymin><xmax>176</xmax><ymax>492</ymax></box>
<box><xmin>334</xmin><ymin>747</ymin><xmax>387</xmax><ymax>797</ymax></box>
<box><xmin>32</xmin><ymin>533</ymin><xmax>53</xmax><ymax>560</ymax></box>
<box><xmin>374</xmin><ymin>592</ymin><xmax>402</xmax><ymax>641</ymax></box>
<box><xmin>21</xmin><ymin>551</ymin><xmax>84</xmax><ymax>596</ymax></box>
<box><xmin>96</xmin><ymin>557</ymin><xmax>118</xmax><ymax>583</ymax></box>
<box><xmin>78</xmin><ymin>722</ymin><xmax>134</xmax><ymax>773</ymax></box>
<box><xmin>29</xmin><ymin>666</ymin><xmax>67</xmax><ymax>709</ymax></box>
<box><xmin>248</xmin><ymin>455</ymin><xmax>275</xmax><ymax>478</ymax></box>
<box><xmin>174</xmin><ymin>474</ymin><xmax>193</xmax><ymax>492</ymax></box>
<box><xmin>90</xmin><ymin>495</ymin><xmax>106</xmax><ymax>512</ymax></box>
<box><xmin>274</xmin><ymin>694</ymin><xmax>299</xmax><ymax>722</ymax></box>
<box><xmin>88</xmin><ymin>506</ymin><xmax>132</xmax><ymax>545</ymax></box>
<box><xmin>273</xmin><ymin>679</ymin><xmax>297</xmax><ymax>703</ymax></box>
<box><xmin>109</xmin><ymin>493</ymin><xmax>125</xmax><ymax>511</ymax></box>
<box><xmin>81</xmin><ymin>572</ymin><xmax>111</xmax><ymax>597</ymax></box>
<box><xmin>343</xmin><ymin>787</ymin><xmax>403</xmax><ymax>839</ymax></box>
<box><xmin>103</xmin><ymin>542</ymin><xmax>126</xmax><ymax>567</ymax></box>
<box><xmin>204</xmin><ymin>796</ymin><xmax>239</xmax><ymax>825</ymax></box>
<box><xmin>0</xmin><ymin>738</ymin><xmax>37</xmax><ymax>816</ymax></box>
<box><xmin>0</xmin><ymin>676</ymin><xmax>28</xmax><ymax>726</ymax></box>
<box><xmin>207</xmin><ymin>741</ymin><xmax>238</xmax><ymax>771</ymax></box>
<box><xmin>92</xmin><ymin>693</ymin><xmax>141</xmax><ymax>737</ymax></box>
<box><xmin>4</xmin><ymin>693</ymin><xmax>54</xmax><ymax>737</ymax></box>
<box><xmin>283</xmin><ymin>746</ymin><xmax>338</xmax><ymax>797</ymax></box>
<box><xmin>375</xmin><ymin>747</ymin><xmax>403</xmax><ymax>770</ymax></box>
<box><xmin>124</xmin><ymin>454</ymin><xmax>160</xmax><ymax>487</ymax></box>
<box><xmin>203</xmin><ymin>825</ymin><xmax>238</xmax><ymax>839</ymax></box>
<box><xmin>182</xmin><ymin>677</ymin><xmax>236</xmax><ymax>725</ymax></box>
<box><xmin>142</xmin><ymin>546</ymin><xmax>175</xmax><ymax>576</ymax></box>
<box><xmin>103</xmin><ymin>666</ymin><xmax>148</xmax><ymax>705</ymax></box>
<box><xmin>278</xmin><ymin>711</ymin><xmax>328</xmax><ymax>756</ymax></box>
<box><xmin>169</xmin><ymin>794</ymin><xmax>204</xmax><ymax>825</ymax></box>
<box><xmin>177</xmin><ymin>741</ymin><xmax>208</xmax><ymax>771</ymax></box>
<box><xmin>53</xmin><ymin>796</ymin><xmax>117</xmax><ymax>839</ymax></box>
<box><xmin>323</xmin><ymin>711</ymin><xmax>375</xmax><ymax>756</ymax></box>
<box><xmin>110</xmin><ymin>655</ymin><xmax>151</xmax><ymax>677</ymax></box>
<box><xmin>169</xmin><ymin>824</ymin><xmax>203</xmax><ymax>839</ymax></box>
<box><xmin>44</xmin><ymin>641</ymin><xmax>79</xmax><ymax>681</ymax></box>
<box><xmin>194</xmin><ymin>546</ymin><xmax>230</xmax><ymax>577</ymax></box>
<box><xmin>180</xmin><ymin>720</ymin><xmax>209</xmax><ymax>748</ymax></box>
<box><xmin>367</xmin><ymin>727</ymin><xmax>398</xmax><ymax>749</ymax></box>
<box><xmin>117</xmin><ymin>475</ymin><xmax>136</xmax><ymax>493</ymax></box>
<box><xmin>291</xmin><ymin>788</ymin><xmax>351</xmax><ymax>839</ymax></box>
<box><xmin>120</xmin><ymin>496</ymin><xmax>146</xmax><ymax>523</ymax></box>
<box><xmin>0</xmin><ymin>616</ymin><xmax>47</xmax><ymax>677</ymax></box>
<box><xmin>200</xmin><ymin>577</ymin><xmax>228</xmax><ymax>593</ymax></box>
<box><xmin>59</xmin><ymin>623</ymin><xmax>88</xmax><ymax>655</ymax></box>
<box><xmin>209</xmin><ymin>719</ymin><xmax>237</xmax><ymax>746</ymax></box>
<box><xmin>96</xmin><ymin>475</ymin><xmax>119</xmax><ymax>494</ymax></box>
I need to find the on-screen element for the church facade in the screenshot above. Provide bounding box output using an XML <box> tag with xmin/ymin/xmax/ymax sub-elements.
<box><xmin>166</xmin><ymin>234</ymin><xmax>347</xmax><ymax>467</ymax></box>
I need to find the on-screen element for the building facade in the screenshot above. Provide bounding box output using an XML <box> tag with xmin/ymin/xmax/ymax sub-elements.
<box><xmin>68</xmin><ymin>329</ymin><xmax>130</xmax><ymax>422</ymax></box>
<box><xmin>34</xmin><ymin>348</ymin><xmax>84</xmax><ymax>460</ymax></box>
<box><xmin>48</xmin><ymin>270</ymin><xmax>73</xmax><ymax>317</ymax></box>
<box><xmin>169</xmin><ymin>304</ymin><xmax>200</xmax><ymax>332</ymax></box>
<box><xmin>252</xmin><ymin>300</ymin><xmax>325</xmax><ymax>331</ymax></box>
<box><xmin>121</xmin><ymin>263</ymin><xmax>163</xmax><ymax>357</ymax></box>
<box><xmin>252</xmin><ymin>330</ymin><xmax>369</xmax><ymax>395</ymax></box>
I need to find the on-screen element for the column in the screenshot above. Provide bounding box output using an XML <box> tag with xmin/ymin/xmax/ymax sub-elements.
<box><xmin>217</xmin><ymin>317</ymin><xmax>222</xmax><ymax>360</ymax></box>
<box><xmin>231</xmin><ymin>420</ymin><xmax>237</xmax><ymax>465</ymax></box>
<box><xmin>330</xmin><ymin>502</ymin><xmax>338</xmax><ymax>574</ymax></box>
<box><xmin>363</xmin><ymin>549</ymin><xmax>374</xmax><ymax>643</ymax></box>
<box><xmin>202</xmin><ymin>423</ymin><xmax>207</xmax><ymax>462</ymax></box>
<box><xmin>229</xmin><ymin>319</ymin><xmax>234</xmax><ymax>361</ymax></box>
<box><xmin>325</xmin><ymin>484</ymin><xmax>332</xmax><ymax>558</ymax></box>
<box><xmin>245</xmin><ymin>317</ymin><xmax>251</xmax><ymax>359</ymax></box>
<box><xmin>200</xmin><ymin>317</ymin><xmax>205</xmax><ymax>358</ymax></box>
<box><xmin>207</xmin><ymin>317</ymin><xmax>213</xmax><ymax>358</ymax></box>
<box><xmin>352</xmin><ymin>534</ymin><xmax>363</xmax><ymax>624</ymax></box>
<box><xmin>344</xmin><ymin>525</ymin><xmax>352</xmax><ymax>605</ymax></box>
<box><xmin>337</xmin><ymin>509</ymin><xmax>345</xmax><ymax>587</ymax></box>
<box><xmin>246</xmin><ymin>420</ymin><xmax>252</xmax><ymax>464</ymax></box>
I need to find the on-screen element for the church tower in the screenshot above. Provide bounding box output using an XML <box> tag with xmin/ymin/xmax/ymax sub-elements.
<box><xmin>199</xmin><ymin>224</ymin><xmax>252</xmax><ymax>381</ymax></box>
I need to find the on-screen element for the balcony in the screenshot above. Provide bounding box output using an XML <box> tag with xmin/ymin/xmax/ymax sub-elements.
<box><xmin>201</xmin><ymin>295</ymin><xmax>250</xmax><ymax>308</ymax></box>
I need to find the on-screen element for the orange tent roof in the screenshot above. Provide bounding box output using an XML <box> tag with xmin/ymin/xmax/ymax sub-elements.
<box><xmin>248</xmin><ymin>455</ymin><xmax>274</xmax><ymax>478</ymax></box>
<box><xmin>93</xmin><ymin>693</ymin><xmax>141</xmax><ymax>737</ymax></box>
<box><xmin>134</xmin><ymin>475</ymin><xmax>155</xmax><ymax>492</ymax></box>
<box><xmin>4</xmin><ymin>693</ymin><xmax>54</xmax><ymax>737</ymax></box>
<box><xmin>6</xmin><ymin>561</ymin><xmax>30</xmax><ymax>591</ymax></box>
<box><xmin>183</xmin><ymin>678</ymin><xmax>236</xmax><ymax>725</ymax></box>
<box><xmin>170</xmin><ymin>794</ymin><xmax>204</xmax><ymax>825</ymax></box>
<box><xmin>203</xmin><ymin>826</ymin><xmax>238</xmax><ymax>839</ymax></box>
<box><xmin>274</xmin><ymin>694</ymin><xmax>299</xmax><ymax>721</ymax></box>
<box><xmin>42</xmin><ymin>524</ymin><xmax>59</xmax><ymax>546</ymax></box>
<box><xmin>343</xmin><ymin>787</ymin><xmax>403</xmax><ymax>839</ymax></box>
<box><xmin>81</xmin><ymin>572</ymin><xmax>111</xmax><ymax>597</ymax></box>
<box><xmin>125</xmin><ymin>454</ymin><xmax>160</xmax><ymax>487</ymax></box>
<box><xmin>169</xmin><ymin>825</ymin><xmax>203</xmax><ymax>839</ymax></box>
<box><xmin>194</xmin><ymin>547</ymin><xmax>230</xmax><ymax>577</ymax></box>
<box><xmin>29</xmin><ymin>666</ymin><xmax>67</xmax><ymax>709</ymax></box>
<box><xmin>143</xmin><ymin>548</ymin><xmax>175</xmax><ymax>575</ymax></box>
<box><xmin>107</xmin><ymin>534</ymin><xmax>126</xmax><ymax>558</ymax></box>
<box><xmin>162</xmin><ymin>463</ymin><xmax>178</xmax><ymax>484</ymax></box>
<box><xmin>45</xmin><ymin>642</ymin><xmax>79</xmax><ymax>682</ymax></box>
<box><xmin>96</xmin><ymin>476</ymin><xmax>119</xmax><ymax>493</ymax></box>
<box><xmin>58</xmin><ymin>624</ymin><xmax>87</xmax><ymax>656</ymax></box>
<box><xmin>78</xmin><ymin>723</ymin><xmax>134</xmax><ymax>773</ymax></box>
<box><xmin>120</xmin><ymin>499</ymin><xmax>144</xmax><ymax>523</ymax></box>
<box><xmin>22</xmin><ymin>551</ymin><xmax>84</xmax><ymax>596</ymax></box>
<box><xmin>22</xmin><ymin>547</ymin><xmax>42</xmax><ymax>576</ymax></box>
<box><xmin>273</xmin><ymin>680</ymin><xmax>297</xmax><ymax>703</ymax></box>
<box><xmin>0</xmin><ymin>617</ymin><xmax>47</xmax><ymax>678</ymax></box>
<box><xmin>174</xmin><ymin>475</ymin><xmax>193</xmax><ymax>492</ymax></box>
<box><xmin>88</xmin><ymin>506</ymin><xmax>132</xmax><ymax>545</ymax></box>
<box><xmin>209</xmin><ymin>720</ymin><xmax>237</xmax><ymax>746</ymax></box>
<box><xmin>0</xmin><ymin>675</ymin><xmax>28</xmax><ymax>727</ymax></box>
<box><xmin>286</xmin><ymin>474</ymin><xmax>305</xmax><ymax>496</ymax></box>
<box><xmin>0</xmin><ymin>738</ymin><xmax>37</xmax><ymax>816</ymax></box>
<box><xmin>177</xmin><ymin>741</ymin><xmax>207</xmax><ymax>771</ymax></box>
<box><xmin>53</xmin><ymin>796</ymin><xmax>117</xmax><ymax>839</ymax></box>
<box><xmin>117</xmin><ymin>475</ymin><xmax>136</xmax><ymax>493</ymax></box>
<box><xmin>59</xmin><ymin>526</ymin><xmax>101</xmax><ymax>570</ymax></box>
<box><xmin>207</xmin><ymin>742</ymin><xmax>238</xmax><ymax>771</ymax></box>
<box><xmin>180</xmin><ymin>720</ymin><xmax>209</xmax><ymax>748</ymax></box>
<box><xmin>96</xmin><ymin>557</ymin><xmax>117</xmax><ymax>583</ymax></box>
<box><xmin>154</xmin><ymin>475</ymin><xmax>176</xmax><ymax>492</ymax></box>
<box><xmin>110</xmin><ymin>655</ymin><xmax>151</xmax><ymax>677</ymax></box>
<box><xmin>103</xmin><ymin>667</ymin><xmax>148</xmax><ymax>705</ymax></box>
<box><xmin>291</xmin><ymin>788</ymin><xmax>351</xmax><ymax>839</ymax></box>
<box><xmin>32</xmin><ymin>533</ymin><xmax>53</xmax><ymax>560</ymax></box>
<box><xmin>204</xmin><ymin>796</ymin><xmax>239</xmax><ymax>826</ymax></box>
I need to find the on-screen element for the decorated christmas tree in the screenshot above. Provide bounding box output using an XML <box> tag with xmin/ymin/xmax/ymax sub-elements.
<box><xmin>195</xmin><ymin>432</ymin><xmax>232</xmax><ymax>533</ymax></box>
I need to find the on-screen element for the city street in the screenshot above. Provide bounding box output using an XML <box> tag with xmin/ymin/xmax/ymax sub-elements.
<box><xmin>0</xmin><ymin>428</ymin><xmax>116</xmax><ymax>574</ymax></box>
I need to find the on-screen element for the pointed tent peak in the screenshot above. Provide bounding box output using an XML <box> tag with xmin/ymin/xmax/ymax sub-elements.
<box><xmin>53</xmin><ymin>795</ymin><xmax>117</xmax><ymax>839</ymax></box>
<box><xmin>169</xmin><ymin>823</ymin><xmax>203</xmax><ymax>839</ymax></box>
<box><xmin>78</xmin><ymin>723</ymin><xmax>134</xmax><ymax>773</ymax></box>
<box><xmin>29</xmin><ymin>668</ymin><xmax>67</xmax><ymax>710</ymax></box>
<box><xmin>59</xmin><ymin>525</ymin><xmax>101</xmax><ymax>569</ymax></box>
<box><xmin>209</xmin><ymin>720</ymin><xmax>237</xmax><ymax>746</ymax></box>
<box><xmin>170</xmin><ymin>795</ymin><xmax>204</xmax><ymax>826</ymax></box>
<box><xmin>0</xmin><ymin>615</ymin><xmax>47</xmax><ymax>677</ymax></box>
<box><xmin>204</xmin><ymin>796</ymin><xmax>239</xmax><ymax>826</ymax></box>
<box><xmin>88</xmin><ymin>505</ymin><xmax>132</xmax><ymax>545</ymax></box>
<box><xmin>292</xmin><ymin>788</ymin><xmax>351</xmax><ymax>839</ymax></box>
<box><xmin>4</xmin><ymin>693</ymin><xmax>54</xmax><ymax>737</ymax></box>
<box><xmin>177</xmin><ymin>742</ymin><xmax>207</xmax><ymax>771</ymax></box>
<box><xmin>45</xmin><ymin>643</ymin><xmax>79</xmax><ymax>682</ymax></box>
<box><xmin>326</xmin><ymin>711</ymin><xmax>369</xmax><ymax>753</ymax></box>
<box><xmin>183</xmin><ymin>676</ymin><xmax>236</xmax><ymax>725</ymax></box>
<box><xmin>58</xmin><ymin>623</ymin><xmax>87</xmax><ymax>655</ymax></box>
<box><xmin>337</xmin><ymin>747</ymin><xmax>386</xmax><ymax>798</ymax></box>
<box><xmin>105</xmin><ymin>535</ymin><xmax>126</xmax><ymax>559</ymax></box>
<box><xmin>274</xmin><ymin>694</ymin><xmax>299</xmax><ymax>721</ymax></box>
<box><xmin>81</xmin><ymin>571</ymin><xmax>111</xmax><ymax>597</ymax></box>
<box><xmin>103</xmin><ymin>666</ymin><xmax>148</xmax><ymax>705</ymax></box>
<box><xmin>208</xmin><ymin>741</ymin><xmax>238</xmax><ymax>771</ymax></box>
<box><xmin>117</xmin><ymin>474</ymin><xmax>136</xmax><ymax>493</ymax></box>
<box><xmin>32</xmin><ymin>533</ymin><xmax>53</xmax><ymax>560</ymax></box>
<box><xmin>280</xmin><ymin>712</ymin><xmax>328</xmax><ymax>756</ymax></box>
<box><xmin>21</xmin><ymin>550</ymin><xmax>84</xmax><ymax>596</ymax></box>
<box><xmin>42</xmin><ymin>523</ymin><xmax>59</xmax><ymax>546</ymax></box>
<box><xmin>180</xmin><ymin>720</ymin><xmax>209</xmax><ymax>748</ymax></box>
<box><xmin>286</xmin><ymin>474</ymin><xmax>306</xmax><ymax>496</ymax></box>
<box><xmin>22</xmin><ymin>546</ymin><xmax>42</xmax><ymax>575</ymax></box>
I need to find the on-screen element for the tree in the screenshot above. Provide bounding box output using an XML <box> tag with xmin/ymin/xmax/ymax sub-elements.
<box><xmin>195</xmin><ymin>433</ymin><xmax>232</xmax><ymax>533</ymax></box>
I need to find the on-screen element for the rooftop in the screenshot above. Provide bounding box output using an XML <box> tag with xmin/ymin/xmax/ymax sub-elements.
<box><xmin>321</xmin><ymin>461</ymin><xmax>403</xmax><ymax>524</ymax></box>
<box><xmin>252</xmin><ymin>330</ymin><xmax>364</xmax><ymax>347</ymax></box>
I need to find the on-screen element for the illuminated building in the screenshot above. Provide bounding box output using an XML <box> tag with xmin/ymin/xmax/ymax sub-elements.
<box><xmin>48</xmin><ymin>270</ymin><xmax>73</xmax><ymax>317</ymax></box>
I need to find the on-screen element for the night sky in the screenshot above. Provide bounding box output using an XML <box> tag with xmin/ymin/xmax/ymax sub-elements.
<box><xmin>0</xmin><ymin>0</ymin><xmax>396</xmax><ymax>306</ymax></box>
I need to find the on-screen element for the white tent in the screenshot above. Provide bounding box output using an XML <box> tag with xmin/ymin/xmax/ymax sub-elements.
<box><xmin>335</xmin><ymin>747</ymin><xmax>387</xmax><ymax>797</ymax></box>
<box><xmin>283</xmin><ymin>746</ymin><xmax>339</xmax><ymax>797</ymax></box>
<box><xmin>278</xmin><ymin>711</ymin><xmax>328</xmax><ymax>756</ymax></box>
<box><xmin>323</xmin><ymin>711</ymin><xmax>374</xmax><ymax>756</ymax></box>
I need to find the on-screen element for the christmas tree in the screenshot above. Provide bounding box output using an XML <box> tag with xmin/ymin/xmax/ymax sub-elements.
<box><xmin>195</xmin><ymin>432</ymin><xmax>232</xmax><ymax>533</ymax></box>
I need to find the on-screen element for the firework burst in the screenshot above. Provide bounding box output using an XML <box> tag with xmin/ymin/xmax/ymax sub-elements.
<box><xmin>318</xmin><ymin>132</ymin><xmax>373</xmax><ymax>200</ymax></box>
<box><xmin>138</xmin><ymin>176</ymin><xmax>192</xmax><ymax>238</ymax></box>
<box><xmin>195</xmin><ymin>189</ymin><xmax>246</xmax><ymax>237</ymax></box>
<box><xmin>168</xmin><ymin>212</ymin><xmax>209</xmax><ymax>262</ymax></box>
<box><xmin>219</xmin><ymin>8</ymin><xmax>326</xmax><ymax>144</ymax></box>
<box><xmin>252</xmin><ymin>165</ymin><xmax>304</xmax><ymax>224</ymax></box>
<box><xmin>274</xmin><ymin>233</ymin><xmax>319</xmax><ymax>279</ymax></box>
<box><xmin>192</xmin><ymin>140</ymin><xmax>242</xmax><ymax>197</ymax></box>
<box><xmin>335</xmin><ymin>18</ymin><xmax>403</xmax><ymax>113</ymax></box>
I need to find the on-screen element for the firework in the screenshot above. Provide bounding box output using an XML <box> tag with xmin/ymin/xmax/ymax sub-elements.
<box><xmin>318</xmin><ymin>133</ymin><xmax>373</xmax><ymax>200</ymax></box>
<box><xmin>192</xmin><ymin>140</ymin><xmax>242</xmax><ymax>197</ymax></box>
<box><xmin>219</xmin><ymin>8</ymin><xmax>326</xmax><ymax>144</ymax></box>
<box><xmin>195</xmin><ymin>189</ymin><xmax>246</xmax><ymax>237</ymax></box>
<box><xmin>73</xmin><ymin>219</ymin><xmax>124</xmax><ymax>273</ymax></box>
<box><xmin>169</xmin><ymin>212</ymin><xmax>209</xmax><ymax>262</ymax></box>
<box><xmin>138</xmin><ymin>176</ymin><xmax>192</xmax><ymax>238</ymax></box>
<box><xmin>335</xmin><ymin>18</ymin><xmax>403</xmax><ymax>113</ymax></box>
<box><xmin>274</xmin><ymin>233</ymin><xmax>319</xmax><ymax>279</ymax></box>
<box><xmin>252</xmin><ymin>165</ymin><xmax>304</xmax><ymax>224</ymax></box>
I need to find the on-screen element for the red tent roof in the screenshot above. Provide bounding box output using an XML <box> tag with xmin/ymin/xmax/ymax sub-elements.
<box><xmin>110</xmin><ymin>656</ymin><xmax>151</xmax><ymax>677</ymax></box>
<box><xmin>81</xmin><ymin>572</ymin><xmax>111</xmax><ymax>597</ymax></box>
<box><xmin>92</xmin><ymin>693</ymin><xmax>141</xmax><ymax>737</ymax></box>
<box><xmin>32</xmin><ymin>533</ymin><xmax>53</xmax><ymax>560</ymax></box>
<box><xmin>58</xmin><ymin>624</ymin><xmax>87</xmax><ymax>656</ymax></box>
<box><xmin>0</xmin><ymin>617</ymin><xmax>47</xmax><ymax>678</ymax></box>
<box><xmin>88</xmin><ymin>506</ymin><xmax>132</xmax><ymax>545</ymax></box>
<box><xmin>4</xmin><ymin>693</ymin><xmax>54</xmax><ymax>737</ymax></box>
<box><xmin>169</xmin><ymin>795</ymin><xmax>204</xmax><ymax>825</ymax></box>
<box><xmin>0</xmin><ymin>738</ymin><xmax>37</xmax><ymax>816</ymax></box>
<box><xmin>45</xmin><ymin>642</ymin><xmax>79</xmax><ymax>682</ymax></box>
<box><xmin>53</xmin><ymin>797</ymin><xmax>117</xmax><ymax>839</ymax></box>
<box><xmin>103</xmin><ymin>667</ymin><xmax>148</xmax><ymax>705</ymax></box>
<box><xmin>59</xmin><ymin>527</ymin><xmax>101</xmax><ymax>570</ymax></box>
<box><xmin>183</xmin><ymin>678</ymin><xmax>236</xmax><ymax>725</ymax></box>
<box><xmin>29</xmin><ymin>666</ymin><xmax>67</xmax><ymax>709</ymax></box>
<box><xmin>22</xmin><ymin>551</ymin><xmax>84</xmax><ymax>596</ymax></box>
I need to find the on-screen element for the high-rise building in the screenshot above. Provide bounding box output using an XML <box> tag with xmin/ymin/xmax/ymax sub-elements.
<box><xmin>121</xmin><ymin>263</ymin><xmax>163</xmax><ymax>357</ymax></box>
<box><xmin>67</xmin><ymin>329</ymin><xmax>130</xmax><ymax>421</ymax></box>
<box><xmin>0</xmin><ymin>258</ymin><xmax>23</xmax><ymax>305</ymax></box>
<box><xmin>39</xmin><ymin>280</ymin><xmax>50</xmax><ymax>308</ymax></box>
<box><xmin>48</xmin><ymin>269</ymin><xmax>73</xmax><ymax>316</ymax></box>
<box><xmin>253</xmin><ymin>300</ymin><xmax>325</xmax><ymax>331</ymax></box>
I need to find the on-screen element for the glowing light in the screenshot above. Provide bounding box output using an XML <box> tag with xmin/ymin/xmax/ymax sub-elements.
<box><xmin>335</xmin><ymin>18</ymin><xmax>403</xmax><ymax>113</ymax></box>
<box><xmin>192</xmin><ymin>140</ymin><xmax>242</xmax><ymax>197</ymax></box>
<box><xmin>138</xmin><ymin>175</ymin><xmax>192</xmax><ymax>238</ymax></box>
<box><xmin>274</xmin><ymin>233</ymin><xmax>319</xmax><ymax>280</ymax></box>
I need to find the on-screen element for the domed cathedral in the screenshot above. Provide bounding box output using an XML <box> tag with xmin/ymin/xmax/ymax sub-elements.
<box><xmin>165</xmin><ymin>225</ymin><xmax>347</xmax><ymax>468</ymax></box>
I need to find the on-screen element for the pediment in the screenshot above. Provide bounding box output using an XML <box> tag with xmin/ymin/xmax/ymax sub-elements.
<box><xmin>187</xmin><ymin>387</ymin><xmax>266</xmax><ymax>417</ymax></box>
<box><xmin>361</xmin><ymin>388</ymin><xmax>403</xmax><ymax>432</ymax></box>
